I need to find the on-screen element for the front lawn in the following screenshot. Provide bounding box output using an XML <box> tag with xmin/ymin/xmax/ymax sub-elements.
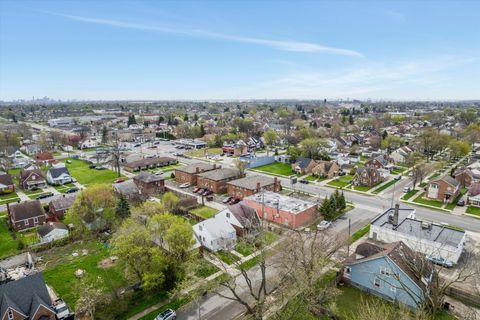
<box><xmin>372</xmin><ymin>179</ymin><xmax>396</xmax><ymax>194</ymax></box>
<box><xmin>42</xmin><ymin>240</ymin><xmax>129</xmax><ymax>308</ymax></box>
<box><xmin>412</xmin><ymin>193</ymin><xmax>444</xmax><ymax>208</ymax></box>
<box><xmin>190</xmin><ymin>206</ymin><xmax>218</xmax><ymax>220</ymax></box>
<box><xmin>215</xmin><ymin>250</ymin><xmax>240</xmax><ymax>265</ymax></box>
<box><xmin>391</xmin><ymin>167</ymin><xmax>407</xmax><ymax>175</ymax></box>
<box><xmin>353</xmin><ymin>185</ymin><xmax>374</xmax><ymax>192</ymax></box>
<box><xmin>238</xmin><ymin>255</ymin><xmax>260</xmax><ymax>270</ymax></box>
<box><xmin>53</xmin><ymin>182</ymin><xmax>75</xmax><ymax>193</ymax></box>
<box><xmin>0</xmin><ymin>216</ymin><xmax>21</xmax><ymax>259</ymax></box>
<box><xmin>305</xmin><ymin>175</ymin><xmax>317</xmax><ymax>181</ymax></box>
<box><xmin>194</xmin><ymin>259</ymin><xmax>220</xmax><ymax>278</ymax></box>
<box><xmin>63</xmin><ymin>158</ymin><xmax>122</xmax><ymax>186</ymax></box>
<box><xmin>0</xmin><ymin>192</ymin><xmax>20</xmax><ymax>204</ymax></box>
<box><xmin>327</xmin><ymin>178</ymin><xmax>350</xmax><ymax>188</ymax></box>
<box><xmin>350</xmin><ymin>224</ymin><xmax>370</xmax><ymax>243</ymax></box>
<box><xmin>401</xmin><ymin>188</ymin><xmax>418</xmax><ymax>200</ymax></box>
<box><xmin>253</xmin><ymin>162</ymin><xmax>294</xmax><ymax>176</ymax></box>
<box><xmin>235</xmin><ymin>241</ymin><xmax>256</xmax><ymax>256</ymax></box>
<box><xmin>466</xmin><ymin>206</ymin><xmax>480</xmax><ymax>216</ymax></box>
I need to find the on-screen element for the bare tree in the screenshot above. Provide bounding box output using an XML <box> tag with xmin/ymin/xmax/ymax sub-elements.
<box><xmin>233</xmin><ymin>158</ymin><xmax>248</xmax><ymax>177</ymax></box>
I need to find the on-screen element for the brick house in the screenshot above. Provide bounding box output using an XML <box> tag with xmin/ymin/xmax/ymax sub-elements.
<box><xmin>0</xmin><ymin>273</ymin><xmax>58</xmax><ymax>320</ymax></box>
<box><xmin>467</xmin><ymin>182</ymin><xmax>480</xmax><ymax>207</ymax></box>
<box><xmin>227</xmin><ymin>175</ymin><xmax>281</xmax><ymax>199</ymax></box>
<box><xmin>7</xmin><ymin>200</ymin><xmax>46</xmax><ymax>231</ymax></box>
<box><xmin>427</xmin><ymin>176</ymin><xmax>460</xmax><ymax>203</ymax></box>
<box><xmin>243</xmin><ymin>191</ymin><xmax>318</xmax><ymax>229</ymax></box>
<box><xmin>291</xmin><ymin>157</ymin><xmax>316</xmax><ymax>174</ymax></box>
<box><xmin>49</xmin><ymin>193</ymin><xmax>77</xmax><ymax>220</ymax></box>
<box><xmin>365</xmin><ymin>155</ymin><xmax>395</xmax><ymax>171</ymax></box>
<box><xmin>124</xmin><ymin>156</ymin><xmax>177</xmax><ymax>172</ymax></box>
<box><xmin>222</xmin><ymin>141</ymin><xmax>248</xmax><ymax>156</ymax></box>
<box><xmin>175</xmin><ymin>163</ymin><xmax>219</xmax><ymax>185</ymax></box>
<box><xmin>0</xmin><ymin>174</ymin><xmax>15</xmax><ymax>193</ymax></box>
<box><xmin>133</xmin><ymin>171</ymin><xmax>165</xmax><ymax>195</ymax></box>
<box><xmin>311</xmin><ymin>161</ymin><xmax>340</xmax><ymax>178</ymax></box>
<box><xmin>454</xmin><ymin>162</ymin><xmax>480</xmax><ymax>187</ymax></box>
<box><xmin>33</xmin><ymin>152</ymin><xmax>55</xmax><ymax>165</ymax></box>
<box><xmin>353</xmin><ymin>167</ymin><xmax>384</xmax><ymax>187</ymax></box>
<box><xmin>197</xmin><ymin>168</ymin><xmax>242</xmax><ymax>194</ymax></box>
<box><xmin>20</xmin><ymin>169</ymin><xmax>47</xmax><ymax>190</ymax></box>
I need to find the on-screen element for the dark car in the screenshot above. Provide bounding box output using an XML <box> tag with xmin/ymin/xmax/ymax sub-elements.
<box><xmin>36</xmin><ymin>192</ymin><xmax>54</xmax><ymax>200</ymax></box>
<box><xmin>192</xmin><ymin>187</ymin><xmax>201</xmax><ymax>193</ymax></box>
<box><xmin>223</xmin><ymin>196</ymin><xmax>233</xmax><ymax>204</ymax></box>
<box><xmin>206</xmin><ymin>195</ymin><xmax>214</xmax><ymax>201</ymax></box>
<box><xmin>65</xmin><ymin>187</ymin><xmax>79</xmax><ymax>194</ymax></box>
<box><xmin>457</xmin><ymin>199</ymin><xmax>465</xmax><ymax>206</ymax></box>
<box><xmin>338</xmin><ymin>171</ymin><xmax>346</xmax><ymax>176</ymax></box>
<box><xmin>228</xmin><ymin>198</ymin><xmax>240</xmax><ymax>205</ymax></box>
<box><xmin>299</xmin><ymin>179</ymin><xmax>309</xmax><ymax>184</ymax></box>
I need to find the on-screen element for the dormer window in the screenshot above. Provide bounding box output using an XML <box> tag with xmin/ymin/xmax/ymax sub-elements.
<box><xmin>226</xmin><ymin>212</ymin><xmax>230</xmax><ymax>218</ymax></box>
<box><xmin>8</xmin><ymin>310</ymin><xmax>13</xmax><ymax>320</ymax></box>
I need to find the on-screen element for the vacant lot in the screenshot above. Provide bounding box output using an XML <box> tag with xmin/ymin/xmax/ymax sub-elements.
<box><xmin>186</xmin><ymin>147</ymin><xmax>222</xmax><ymax>158</ymax></box>
<box><xmin>0</xmin><ymin>216</ymin><xmax>20</xmax><ymax>259</ymax></box>
<box><xmin>64</xmin><ymin>158</ymin><xmax>122</xmax><ymax>186</ymax></box>
<box><xmin>190</xmin><ymin>206</ymin><xmax>218</xmax><ymax>220</ymax></box>
<box><xmin>253</xmin><ymin>162</ymin><xmax>293</xmax><ymax>176</ymax></box>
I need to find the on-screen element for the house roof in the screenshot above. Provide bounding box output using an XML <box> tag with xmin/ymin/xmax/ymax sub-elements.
<box><xmin>0</xmin><ymin>273</ymin><xmax>53</xmax><ymax>318</ymax></box>
<box><xmin>468</xmin><ymin>182</ymin><xmax>480</xmax><ymax>197</ymax></box>
<box><xmin>175</xmin><ymin>162</ymin><xmax>217</xmax><ymax>174</ymax></box>
<box><xmin>133</xmin><ymin>171</ymin><xmax>164</xmax><ymax>183</ymax></box>
<box><xmin>226</xmin><ymin>175</ymin><xmax>275</xmax><ymax>190</ymax></box>
<box><xmin>49</xmin><ymin>194</ymin><xmax>77</xmax><ymax>211</ymax></box>
<box><xmin>113</xmin><ymin>180</ymin><xmax>139</xmax><ymax>197</ymax></box>
<box><xmin>294</xmin><ymin>157</ymin><xmax>313</xmax><ymax>169</ymax></box>
<box><xmin>48</xmin><ymin>167</ymin><xmax>70</xmax><ymax>179</ymax></box>
<box><xmin>197</xmin><ymin>168</ymin><xmax>240</xmax><ymax>181</ymax></box>
<box><xmin>345</xmin><ymin>241</ymin><xmax>432</xmax><ymax>291</ymax></box>
<box><xmin>8</xmin><ymin>200</ymin><xmax>44</xmax><ymax>222</ymax></box>
<box><xmin>34</xmin><ymin>152</ymin><xmax>54</xmax><ymax>161</ymax></box>
<box><xmin>431</xmin><ymin>175</ymin><xmax>460</xmax><ymax>188</ymax></box>
<box><xmin>20</xmin><ymin>169</ymin><xmax>44</xmax><ymax>182</ymax></box>
<box><xmin>227</xmin><ymin>203</ymin><xmax>259</xmax><ymax>227</ymax></box>
<box><xmin>193</xmin><ymin>214</ymin><xmax>235</xmax><ymax>239</ymax></box>
<box><xmin>37</xmin><ymin>222</ymin><xmax>68</xmax><ymax>237</ymax></box>
<box><xmin>356</xmin><ymin>166</ymin><xmax>379</xmax><ymax>176</ymax></box>
<box><xmin>124</xmin><ymin>156</ymin><xmax>175</xmax><ymax>169</ymax></box>
<box><xmin>0</xmin><ymin>174</ymin><xmax>13</xmax><ymax>186</ymax></box>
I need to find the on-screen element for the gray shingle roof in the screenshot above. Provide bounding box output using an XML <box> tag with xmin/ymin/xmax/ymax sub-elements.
<box><xmin>175</xmin><ymin>163</ymin><xmax>217</xmax><ymax>174</ymax></box>
<box><xmin>49</xmin><ymin>194</ymin><xmax>77</xmax><ymax>212</ymax></box>
<box><xmin>48</xmin><ymin>167</ymin><xmax>70</xmax><ymax>179</ymax></box>
<box><xmin>227</xmin><ymin>175</ymin><xmax>275</xmax><ymax>190</ymax></box>
<box><xmin>197</xmin><ymin>168</ymin><xmax>240</xmax><ymax>181</ymax></box>
<box><xmin>133</xmin><ymin>171</ymin><xmax>164</xmax><ymax>183</ymax></box>
<box><xmin>37</xmin><ymin>222</ymin><xmax>68</xmax><ymax>237</ymax></box>
<box><xmin>8</xmin><ymin>200</ymin><xmax>44</xmax><ymax>222</ymax></box>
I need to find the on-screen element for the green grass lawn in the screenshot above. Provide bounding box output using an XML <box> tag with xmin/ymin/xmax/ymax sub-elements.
<box><xmin>63</xmin><ymin>158</ymin><xmax>122</xmax><ymax>186</ymax></box>
<box><xmin>235</xmin><ymin>241</ymin><xmax>256</xmax><ymax>256</ymax></box>
<box><xmin>23</xmin><ymin>188</ymin><xmax>46</xmax><ymax>196</ymax></box>
<box><xmin>238</xmin><ymin>255</ymin><xmax>260</xmax><ymax>270</ymax></box>
<box><xmin>391</xmin><ymin>167</ymin><xmax>406</xmax><ymax>175</ymax></box>
<box><xmin>428</xmin><ymin>172</ymin><xmax>441</xmax><ymax>181</ymax></box>
<box><xmin>27</xmin><ymin>191</ymin><xmax>53</xmax><ymax>200</ymax></box>
<box><xmin>350</xmin><ymin>224</ymin><xmax>370</xmax><ymax>243</ymax></box>
<box><xmin>53</xmin><ymin>182</ymin><xmax>75</xmax><ymax>193</ymax></box>
<box><xmin>186</xmin><ymin>147</ymin><xmax>222</xmax><ymax>158</ymax></box>
<box><xmin>0</xmin><ymin>216</ymin><xmax>21</xmax><ymax>259</ymax></box>
<box><xmin>372</xmin><ymin>179</ymin><xmax>396</xmax><ymax>194</ymax></box>
<box><xmin>401</xmin><ymin>188</ymin><xmax>418</xmax><ymax>200</ymax></box>
<box><xmin>353</xmin><ymin>185</ymin><xmax>375</xmax><ymax>192</ymax></box>
<box><xmin>305</xmin><ymin>175</ymin><xmax>317</xmax><ymax>181</ymax></box>
<box><xmin>0</xmin><ymin>192</ymin><xmax>20</xmax><ymax>204</ymax></box>
<box><xmin>194</xmin><ymin>259</ymin><xmax>220</xmax><ymax>278</ymax></box>
<box><xmin>466</xmin><ymin>206</ymin><xmax>480</xmax><ymax>216</ymax></box>
<box><xmin>412</xmin><ymin>193</ymin><xmax>444</xmax><ymax>208</ymax></box>
<box><xmin>7</xmin><ymin>168</ymin><xmax>22</xmax><ymax>176</ymax></box>
<box><xmin>253</xmin><ymin>162</ymin><xmax>294</xmax><ymax>176</ymax></box>
<box><xmin>190</xmin><ymin>206</ymin><xmax>218</xmax><ymax>220</ymax></box>
<box><xmin>258</xmin><ymin>230</ymin><xmax>279</xmax><ymax>246</ymax></box>
<box><xmin>327</xmin><ymin>179</ymin><xmax>350</xmax><ymax>188</ymax></box>
<box><xmin>419</xmin><ymin>182</ymin><xmax>427</xmax><ymax>187</ymax></box>
<box><xmin>42</xmin><ymin>240</ymin><xmax>128</xmax><ymax>308</ymax></box>
<box><xmin>17</xmin><ymin>229</ymin><xmax>38</xmax><ymax>245</ymax></box>
<box><xmin>215</xmin><ymin>250</ymin><xmax>241</xmax><ymax>265</ymax></box>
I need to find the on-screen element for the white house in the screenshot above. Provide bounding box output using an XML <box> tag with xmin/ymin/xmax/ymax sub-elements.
<box><xmin>192</xmin><ymin>214</ymin><xmax>237</xmax><ymax>252</ymax></box>
<box><xmin>370</xmin><ymin>205</ymin><xmax>466</xmax><ymax>264</ymax></box>
<box><xmin>47</xmin><ymin>166</ymin><xmax>73</xmax><ymax>185</ymax></box>
<box><xmin>390</xmin><ymin>146</ymin><xmax>413</xmax><ymax>163</ymax></box>
<box><xmin>37</xmin><ymin>222</ymin><xmax>69</xmax><ymax>243</ymax></box>
<box><xmin>80</xmin><ymin>138</ymin><xmax>99</xmax><ymax>149</ymax></box>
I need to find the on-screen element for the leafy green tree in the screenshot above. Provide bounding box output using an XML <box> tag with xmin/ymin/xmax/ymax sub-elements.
<box><xmin>286</xmin><ymin>146</ymin><xmax>301</xmax><ymax>162</ymax></box>
<box><xmin>115</xmin><ymin>194</ymin><xmax>130</xmax><ymax>219</ymax></box>
<box><xmin>262</xmin><ymin>129</ymin><xmax>278</xmax><ymax>156</ymax></box>
<box><xmin>348</xmin><ymin>114</ymin><xmax>354</xmax><ymax>125</ymax></box>
<box><xmin>101</xmin><ymin>126</ymin><xmax>108</xmax><ymax>144</ymax></box>
<box><xmin>448</xmin><ymin>139</ymin><xmax>471</xmax><ymax>160</ymax></box>
<box><xmin>127</xmin><ymin>114</ymin><xmax>136</xmax><ymax>126</ymax></box>
<box><xmin>299</xmin><ymin>138</ymin><xmax>326</xmax><ymax>160</ymax></box>
<box><xmin>161</xmin><ymin>192</ymin><xmax>179</xmax><ymax>213</ymax></box>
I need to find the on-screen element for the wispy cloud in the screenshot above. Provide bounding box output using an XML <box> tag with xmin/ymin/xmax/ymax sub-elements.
<box><xmin>48</xmin><ymin>12</ymin><xmax>363</xmax><ymax>57</ymax></box>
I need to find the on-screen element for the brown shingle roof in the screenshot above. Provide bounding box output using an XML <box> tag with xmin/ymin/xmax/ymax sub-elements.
<box><xmin>0</xmin><ymin>174</ymin><xmax>14</xmax><ymax>186</ymax></box>
<box><xmin>8</xmin><ymin>200</ymin><xmax>44</xmax><ymax>222</ymax></box>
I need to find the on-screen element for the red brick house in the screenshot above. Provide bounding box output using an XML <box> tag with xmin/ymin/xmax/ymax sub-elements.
<box><xmin>454</xmin><ymin>164</ymin><xmax>480</xmax><ymax>188</ymax></box>
<box><xmin>7</xmin><ymin>200</ymin><xmax>46</xmax><ymax>231</ymax></box>
<box><xmin>227</xmin><ymin>175</ymin><xmax>281</xmax><ymax>199</ymax></box>
<box><xmin>197</xmin><ymin>168</ymin><xmax>242</xmax><ymax>194</ymax></box>
<box><xmin>427</xmin><ymin>176</ymin><xmax>460</xmax><ymax>203</ymax></box>
<box><xmin>34</xmin><ymin>152</ymin><xmax>55</xmax><ymax>165</ymax></box>
<box><xmin>222</xmin><ymin>141</ymin><xmax>248</xmax><ymax>156</ymax></box>
<box><xmin>243</xmin><ymin>191</ymin><xmax>318</xmax><ymax>229</ymax></box>
<box><xmin>0</xmin><ymin>273</ymin><xmax>58</xmax><ymax>320</ymax></box>
<box><xmin>0</xmin><ymin>174</ymin><xmax>15</xmax><ymax>193</ymax></box>
<box><xmin>48</xmin><ymin>193</ymin><xmax>77</xmax><ymax>220</ymax></box>
<box><xmin>20</xmin><ymin>169</ymin><xmax>47</xmax><ymax>190</ymax></box>
<box><xmin>124</xmin><ymin>156</ymin><xmax>177</xmax><ymax>172</ymax></box>
<box><xmin>291</xmin><ymin>157</ymin><xmax>316</xmax><ymax>174</ymax></box>
<box><xmin>133</xmin><ymin>171</ymin><xmax>166</xmax><ymax>195</ymax></box>
<box><xmin>353</xmin><ymin>167</ymin><xmax>384</xmax><ymax>187</ymax></box>
<box><xmin>311</xmin><ymin>161</ymin><xmax>340</xmax><ymax>178</ymax></box>
<box><xmin>365</xmin><ymin>154</ymin><xmax>395</xmax><ymax>171</ymax></box>
<box><xmin>175</xmin><ymin>163</ymin><xmax>219</xmax><ymax>185</ymax></box>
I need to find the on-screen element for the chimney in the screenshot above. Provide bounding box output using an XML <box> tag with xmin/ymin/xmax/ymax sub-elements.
<box><xmin>196</xmin><ymin>167</ymin><xmax>199</xmax><ymax>174</ymax></box>
<box><xmin>256</xmin><ymin>182</ymin><xmax>261</xmax><ymax>192</ymax></box>
<box><xmin>213</xmin><ymin>164</ymin><xmax>216</xmax><ymax>170</ymax></box>
<box><xmin>274</xmin><ymin>177</ymin><xmax>278</xmax><ymax>189</ymax></box>
<box><xmin>393</xmin><ymin>203</ymin><xmax>400</xmax><ymax>226</ymax></box>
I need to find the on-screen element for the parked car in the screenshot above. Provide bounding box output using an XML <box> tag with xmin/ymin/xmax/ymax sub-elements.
<box><xmin>154</xmin><ymin>308</ymin><xmax>176</xmax><ymax>320</ymax></box>
<box><xmin>338</xmin><ymin>171</ymin><xmax>347</xmax><ymax>176</ymax></box>
<box><xmin>179</xmin><ymin>183</ymin><xmax>190</xmax><ymax>188</ymax></box>
<box><xmin>36</xmin><ymin>192</ymin><xmax>54</xmax><ymax>200</ymax></box>
<box><xmin>223</xmin><ymin>196</ymin><xmax>233</xmax><ymax>204</ymax></box>
<box><xmin>317</xmin><ymin>220</ymin><xmax>332</xmax><ymax>231</ymax></box>
<box><xmin>228</xmin><ymin>198</ymin><xmax>240</xmax><ymax>205</ymax></box>
<box><xmin>134</xmin><ymin>144</ymin><xmax>141</xmax><ymax>147</ymax></box>
<box><xmin>115</xmin><ymin>178</ymin><xmax>125</xmax><ymax>183</ymax></box>
<box><xmin>206</xmin><ymin>195</ymin><xmax>214</xmax><ymax>201</ymax></box>
<box><xmin>95</xmin><ymin>166</ymin><xmax>107</xmax><ymax>170</ymax></box>
<box><xmin>299</xmin><ymin>179</ymin><xmax>309</xmax><ymax>184</ymax></box>
<box><xmin>65</xmin><ymin>187</ymin><xmax>79</xmax><ymax>194</ymax></box>
<box><xmin>204</xmin><ymin>190</ymin><xmax>214</xmax><ymax>196</ymax></box>
<box><xmin>457</xmin><ymin>199</ymin><xmax>465</xmax><ymax>206</ymax></box>
<box><xmin>426</xmin><ymin>255</ymin><xmax>453</xmax><ymax>268</ymax></box>
<box><xmin>402</xmin><ymin>186</ymin><xmax>411</xmax><ymax>193</ymax></box>
<box><xmin>192</xmin><ymin>187</ymin><xmax>201</xmax><ymax>193</ymax></box>
<box><xmin>394</xmin><ymin>174</ymin><xmax>402</xmax><ymax>181</ymax></box>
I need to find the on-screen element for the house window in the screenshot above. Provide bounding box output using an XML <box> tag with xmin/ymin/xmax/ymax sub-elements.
<box><xmin>431</xmin><ymin>183</ymin><xmax>438</xmax><ymax>189</ymax></box>
<box><xmin>374</xmin><ymin>278</ymin><xmax>381</xmax><ymax>288</ymax></box>
<box><xmin>8</xmin><ymin>310</ymin><xmax>13</xmax><ymax>320</ymax></box>
<box><xmin>345</xmin><ymin>267</ymin><xmax>351</xmax><ymax>274</ymax></box>
<box><xmin>25</xmin><ymin>220</ymin><xmax>29</xmax><ymax>226</ymax></box>
<box><xmin>34</xmin><ymin>217</ymin><xmax>39</xmax><ymax>224</ymax></box>
<box><xmin>226</xmin><ymin>212</ymin><xmax>230</xmax><ymax>218</ymax></box>
<box><xmin>380</xmin><ymin>266</ymin><xmax>392</xmax><ymax>277</ymax></box>
<box><xmin>390</xmin><ymin>286</ymin><xmax>397</xmax><ymax>293</ymax></box>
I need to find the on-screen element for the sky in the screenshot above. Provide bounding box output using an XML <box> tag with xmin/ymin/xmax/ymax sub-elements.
<box><xmin>1</xmin><ymin>0</ymin><xmax>479</xmax><ymax>101</ymax></box>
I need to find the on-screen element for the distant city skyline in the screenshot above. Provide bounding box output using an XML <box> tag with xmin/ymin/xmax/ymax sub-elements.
<box><xmin>1</xmin><ymin>1</ymin><xmax>479</xmax><ymax>101</ymax></box>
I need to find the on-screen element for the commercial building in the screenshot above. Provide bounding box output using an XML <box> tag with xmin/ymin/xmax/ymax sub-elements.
<box><xmin>196</xmin><ymin>168</ymin><xmax>242</xmax><ymax>194</ymax></box>
<box><xmin>227</xmin><ymin>175</ymin><xmax>281</xmax><ymax>199</ymax></box>
<box><xmin>175</xmin><ymin>163</ymin><xmax>219</xmax><ymax>185</ymax></box>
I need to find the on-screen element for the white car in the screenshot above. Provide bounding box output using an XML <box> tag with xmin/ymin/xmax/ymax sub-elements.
<box><xmin>317</xmin><ymin>220</ymin><xmax>332</xmax><ymax>231</ymax></box>
<box><xmin>179</xmin><ymin>183</ymin><xmax>190</xmax><ymax>188</ymax></box>
<box><xmin>402</xmin><ymin>186</ymin><xmax>411</xmax><ymax>193</ymax></box>
<box><xmin>155</xmin><ymin>309</ymin><xmax>176</xmax><ymax>320</ymax></box>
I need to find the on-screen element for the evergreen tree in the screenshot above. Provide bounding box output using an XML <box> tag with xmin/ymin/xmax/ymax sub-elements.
<box><xmin>348</xmin><ymin>114</ymin><xmax>354</xmax><ymax>125</ymax></box>
<box><xmin>337</xmin><ymin>191</ymin><xmax>346</xmax><ymax>210</ymax></box>
<box><xmin>320</xmin><ymin>198</ymin><xmax>331</xmax><ymax>218</ymax></box>
<box><xmin>194</xmin><ymin>113</ymin><xmax>199</xmax><ymax>121</ymax></box>
<box><xmin>115</xmin><ymin>194</ymin><xmax>130</xmax><ymax>219</ymax></box>
<box><xmin>329</xmin><ymin>193</ymin><xmax>337</xmax><ymax>215</ymax></box>
<box><xmin>127</xmin><ymin>114</ymin><xmax>136</xmax><ymax>126</ymax></box>
<box><xmin>157</xmin><ymin>116</ymin><xmax>164</xmax><ymax>125</ymax></box>
<box><xmin>101</xmin><ymin>126</ymin><xmax>108</xmax><ymax>144</ymax></box>
<box><xmin>183</xmin><ymin>113</ymin><xmax>189</xmax><ymax>122</ymax></box>
<box><xmin>199</xmin><ymin>124</ymin><xmax>206</xmax><ymax>137</ymax></box>
<box><xmin>382</xmin><ymin>130</ymin><xmax>388</xmax><ymax>140</ymax></box>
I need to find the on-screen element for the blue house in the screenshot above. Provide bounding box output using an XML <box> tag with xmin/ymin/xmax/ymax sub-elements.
<box><xmin>343</xmin><ymin>241</ymin><xmax>433</xmax><ymax>310</ymax></box>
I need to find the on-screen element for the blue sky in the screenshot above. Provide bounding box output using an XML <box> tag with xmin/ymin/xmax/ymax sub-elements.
<box><xmin>1</xmin><ymin>1</ymin><xmax>479</xmax><ymax>101</ymax></box>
